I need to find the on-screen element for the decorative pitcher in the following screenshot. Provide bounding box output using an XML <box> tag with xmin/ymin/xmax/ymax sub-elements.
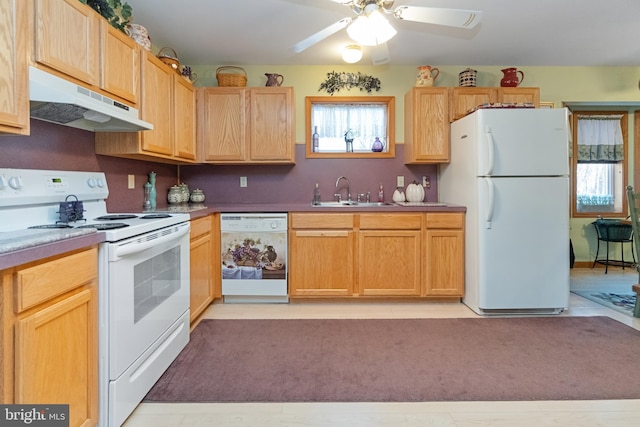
<box><xmin>415</xmin><ymin>65</ymin><xmax>440</xmax><ymax>87</ymax></box>
<box><xmin>265</xmin><ymin>73</ymin><xmax>284</xmax><ymax>87</ymax></box>
<box><xmin>500</xmin><ymin>68</ymin><xmax>524</xmax><ymax>87</ymax></box>
<box><xmin>458</xmin><ymin>68</ymin><xmax>477</xmax><ymax>87</ymax></box>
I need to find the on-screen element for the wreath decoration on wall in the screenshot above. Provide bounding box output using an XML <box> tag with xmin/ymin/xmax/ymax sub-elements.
<box><xmin>319</xmin><ymin>71</ymin><xmax>381</xmax><ymax>95</ymax></box>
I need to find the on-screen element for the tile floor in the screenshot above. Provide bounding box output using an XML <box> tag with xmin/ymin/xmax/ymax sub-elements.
<box><xmin>122</xmin><ymin>267</ymin><xmax>640</xmax><ymax>427</ymax></box>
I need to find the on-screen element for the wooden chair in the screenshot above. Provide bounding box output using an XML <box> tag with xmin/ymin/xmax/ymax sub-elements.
<box><xmin>625</xmin><ymin>185</ymin><xmax>640</xmax><ymax>317</ymax></box>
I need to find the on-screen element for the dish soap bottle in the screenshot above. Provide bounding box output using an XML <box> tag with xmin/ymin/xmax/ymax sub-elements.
<box><xmin>377</xmin><ymin>183</ymin><xmax>384</xmax><ymax>202</ymax></box>
<box><xmin>312</xmin><ymin>183</ymin><xmax>321</xmax><ymax>205</ymax></box>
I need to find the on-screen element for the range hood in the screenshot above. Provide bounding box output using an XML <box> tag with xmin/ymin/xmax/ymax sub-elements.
<box><xmin>29</xmin><ymin>66</ymin><xmax>153</xmax><ymax>132</ymax></box>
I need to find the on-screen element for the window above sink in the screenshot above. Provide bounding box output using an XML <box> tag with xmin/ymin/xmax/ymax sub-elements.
<box><xmin>305</xmin><ymin>96</ymin><xmax>395</xmax><ymax>159</ymax></box>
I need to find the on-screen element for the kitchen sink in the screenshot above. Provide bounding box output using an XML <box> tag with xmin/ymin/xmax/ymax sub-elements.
<box><xmin>311</xmin><ymin>201</ymin><xmax>395</xmax><ymax>207</ymax></box>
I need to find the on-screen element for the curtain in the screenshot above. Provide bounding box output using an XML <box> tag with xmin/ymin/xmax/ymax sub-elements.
<box><xmin>576</xmin><ymin>115</ymin><xmax>624</xmax><ymax>162</ymax></box>
<box><xmin>312</xmin><ymin>104</ymin><xmax>387</xmax><ymax>152</ymax></box>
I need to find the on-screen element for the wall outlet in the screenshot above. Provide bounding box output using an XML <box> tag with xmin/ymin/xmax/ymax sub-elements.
<box><xmin>127</xmin><ymin>174</ymin><xmax>135</xmax><ymax>189</ymax></box>
<box><xmin>240</xmin><ymin>176</ymin><xmax>247</xmax><ymax>187</ymax></box>
<box><xmin>422</xmin><ymin>176</ymin><xmax>430</xmax><ymax>188</ymax></box>
<box><xmin>397</xmin><ymin>176</ymin><xmax>404</xmax><ymax>188</ymax></box>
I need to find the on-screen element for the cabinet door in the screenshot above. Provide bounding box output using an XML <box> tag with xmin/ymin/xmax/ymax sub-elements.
<box><xmin>249</xmin><ymin>87</ymin><xmax>294</xmax><ymax>162</ymax></box>
<box><xmin>197</xmin><ymin>87</ymin><xmax>247</xmax><ymax>162</ymax></box>
<box><xmin>15</xmin><ymin>287</ymin><xmax>98</xmax><ymax>427</ymax></box>
<box><xmin>101</xmin><ymin>20</ymin><xmax>139</xmax><ymax>105</ymax></box>
<box><xmin>0</xmin><ymin>0</ymin><xmax>29</xmax><ymax>135</ymax></box>
<box><xmin>498</xmin><ymin>87</ymin><xmax>540</xmax><ymax>107</ymax></box>
<box><xmin>141</xmin><ymin>52</ymin><xmax>173</xmax><ymax>155</ymax></box>
<box><xmin>289</xmin><ymin>230</ymin><xmax>354</xmax><ymax>296</ymax></box>
<box><xmin>34</xmin><ymin>0</ymin><xmax>99</xmax><ymax>85</ymax></box>
<box><xmin>190</xmin><ymin>216</ymin><xmax>213</xmax><ymax>322</ymax></box>
<box><xmin>450</xmin><ymin>87</ymin><xmax>497</xmax><ymax>122</ymax></box>
<box><xmin>424</xmin><ymin>213</ymin><xmax>465</xmax><ymax>297</ymax></box>
<box><xmin>358</xmin><ymin>230</ymin><xmax>422</xmax><ymax>296</ymax></box>
<box><xmin>173</xmin><ymin>76</ymin><xmax>197</xmax><ymax>161</ymax></box>
<box><xmin>404</xmin><ymin>87</ymin><xmax>450</xmax><ymax>163</ymax></box>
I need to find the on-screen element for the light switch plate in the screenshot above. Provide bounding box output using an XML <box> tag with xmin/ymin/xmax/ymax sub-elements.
<box><xmin>240</xmin><ymin>176</ymin><xmax>247</xmax><ymax>187</ymax></box>
<box><xmin>397</xmin><ymin>176</ymin><xmax>404</xmax><ymax>188</ymax></box>
<box><xmin>127</xmin><ymin>174</ymin><xmax>135</xmax><ymax>189</ymax></box>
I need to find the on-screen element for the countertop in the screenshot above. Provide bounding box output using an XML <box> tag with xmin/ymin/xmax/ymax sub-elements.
<box><xmin>0</xmin><ymin>202</ymin><xmax>465</xmax><ymax>270</ymax></box>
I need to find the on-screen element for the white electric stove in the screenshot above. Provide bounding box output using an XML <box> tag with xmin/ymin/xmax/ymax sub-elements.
<box><xmin>0</xmin><ymin>168</ymin><xmax>191</xmax><ymax>427</ymax></box>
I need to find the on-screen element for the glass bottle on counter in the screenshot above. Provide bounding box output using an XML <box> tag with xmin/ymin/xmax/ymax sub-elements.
<box><xmin>143</xmin><ymin>182</ymin><xmax>152</xmax><ymax>210</ymax></box>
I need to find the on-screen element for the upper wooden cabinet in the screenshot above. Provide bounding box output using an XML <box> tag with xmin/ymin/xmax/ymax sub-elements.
<box><xmin>95</xmin><ymin>50</ymin><xmax>197</xmax><ymax>164</ymax></box>
<box><xmin>101</xmin><ymin>20</ymin><xmax>140</xmax><ymax>105</ymax></box>
<box><xmin>197</xmin><ymin>87</ymin><xmax>295</xmax><ymax>164</ymax></box>
<box><xmin>32</xmin><ymin>0</ymin><xmax>100</xmax><ymax>86</ymax></box>
<box><xmin>404</xmin><ymin>87</ymin><xmax>450</xmax><ymax>164</ymax></box>
<box><xmin>450</xmin><ymin>87</ymin><xmax>540</xmax><ymax>122</ymax></box>
<box><xmin>0</xmin><ymin>0</ymin><xmax>29</xmax><ymax>135</ymax></box>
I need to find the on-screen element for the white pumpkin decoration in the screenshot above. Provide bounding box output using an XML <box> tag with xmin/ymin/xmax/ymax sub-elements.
<box><xmin>405</xmin><ymin>181</ymin><xmax>425</xmax><ymax>202</ymax></box>
<box><xmin>392</xmin><ymin>188</ymin><xmax>406</xmax><ymax>203</ymax></box>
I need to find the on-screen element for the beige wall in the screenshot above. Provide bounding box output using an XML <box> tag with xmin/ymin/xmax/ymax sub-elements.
<box><xmin>192</xmin><ymin>64</ymin><xmax>640</xmax><ymax>263</ymax></box>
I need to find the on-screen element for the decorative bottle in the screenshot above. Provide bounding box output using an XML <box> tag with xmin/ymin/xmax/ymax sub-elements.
<box><xmin>371</xmin><ymin>137</ymin><xmax>384</xmax><ymax>152</ymax></box>
<box><xmin>143</xmin><ymin>182</ymin><xmax>152</xmax><ymax>210</ymax></box>
<box><xmin>149</xmin><ymin>171</ymin><xmax>157</xmax><ymax>210</ymax></box>
<box><xmin>312</xmin><ymin>126</ymin><xmax>320</xmax><ymax>152</ymax></box>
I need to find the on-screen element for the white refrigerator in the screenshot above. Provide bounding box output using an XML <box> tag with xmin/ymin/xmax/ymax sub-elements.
<box><xmin>439</xmin><ymin>108</ymin><xmax>570</xmax><ymax>315</ymax></box>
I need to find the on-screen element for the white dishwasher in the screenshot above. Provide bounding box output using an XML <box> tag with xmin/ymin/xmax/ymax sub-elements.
<box><xmin>220</xmin><ymin>213</ymin><xmax>288</xmax><ymax>303</ymax></box>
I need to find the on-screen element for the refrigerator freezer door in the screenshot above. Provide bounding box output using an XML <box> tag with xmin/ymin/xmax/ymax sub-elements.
<box><xmin>472</xmin><ymin>109</ymin><xmax>569</xmax><ymax>177</ymax></box>
<box><xmin>476</xmin><ymin>176</ymin><xmax>569</xmax><ymax>311</ymax></box>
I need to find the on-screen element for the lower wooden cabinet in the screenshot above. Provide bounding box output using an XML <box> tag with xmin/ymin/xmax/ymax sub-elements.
<box><xmin>2</xmin><ymin>247</ymin><xmax>98</xmax><ymax>427</ymax></box>
<box><xmin>424</xmin><ymin>213</ymin><xmax>465</xmax><ymax>296</ymax></box>
<box><xmin>289</xmin><ymin>212</ymin><xmax>464</xmax><ymax>299</ymax></box>
<box><xmin>289</xmin><ymin>214</ymin><xmax>354</xmax><ymax>296</ymax></box>
<box><xmin>190</xmin><ymin>215</ymin><xmax>216</xmax><ymax>323</ymax></box>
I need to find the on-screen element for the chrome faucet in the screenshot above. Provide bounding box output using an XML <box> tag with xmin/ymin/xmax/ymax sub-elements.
<box><xmin>335</xmin><ymin>176</ymin><xmax>351</xmax><ymax>202</ymax></box>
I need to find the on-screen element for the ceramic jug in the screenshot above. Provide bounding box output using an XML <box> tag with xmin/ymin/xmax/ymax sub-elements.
<box><xmin>415</xmin><ymin>65</ymin><xmax>440</xmax><ymax>87</ymax></box>
<box><xmin>500</xmin><ymin>68</ymin><xmax>524</xmax><ymax>87</ymax></box>
<box><xmin>265</xmin><ymin>73</ymin><xmax>284</xmax><ymax>87</ymax></box>
<box><xmin>458</xmin><ymin>68</ymin><xmax>477</xmax><ymax>87</ymax></box>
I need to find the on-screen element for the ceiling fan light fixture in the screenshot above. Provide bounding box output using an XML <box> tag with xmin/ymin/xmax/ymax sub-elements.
<box><xmin>342</xmin><ymin>44</ymin><xmax>363</xmax><ymax>63</ymax></box>
<box><xmin>347</xmin><ymin>10</ymin><xmax>397</xmax><ymax>46</ymax></box>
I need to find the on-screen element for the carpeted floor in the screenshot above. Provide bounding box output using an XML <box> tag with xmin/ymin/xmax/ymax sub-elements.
<box><xmin>144</xmin><ymin>316</ymin><xmax>640</xmax><ymax>403</ymax></box>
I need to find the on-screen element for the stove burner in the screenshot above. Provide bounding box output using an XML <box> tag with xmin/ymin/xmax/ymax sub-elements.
<box><xmin>95</xmin><ymin>214</ymin><xmax>138</xmax><ymax>221</ymax></box>
<box><xmin>76</xmin><ymin>223</ymin><xmax>130</xmax><ymax>230</ymax></box>
<box><xmin>28</xmin><ymin>224</ymin><xmax>74</xmax><ymax>229</ymax></box>
<box><xmin>140</xmin><ymin>214</ymin><xmax>172</xmax><ymax>219</ymax></box>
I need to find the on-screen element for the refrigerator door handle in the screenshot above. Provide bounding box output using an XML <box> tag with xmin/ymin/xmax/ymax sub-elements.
<box><xmin>484</xmin><ymin>177</ymin><xmax>495</xmax><ymax>229</ymax></box>
<box><xmin>484</xmin><ymin>127</ymin><xmax>495</xmax><ymax>176</ymax></box>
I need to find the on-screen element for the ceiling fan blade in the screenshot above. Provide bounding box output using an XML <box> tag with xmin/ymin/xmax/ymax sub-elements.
<box><xmin>393</xmin><ymin>6</ymin><xmax>482</xmax><ymax>29</ymax></box>
<box><xmin>290</xmin><ymin>17</ymin><xmax>352</xmax><ymax>53</ymax></box>
<box><xmin>371</xmin><ymin>42</ymin><xmax>390</xmax><ymax>66</ymax></box>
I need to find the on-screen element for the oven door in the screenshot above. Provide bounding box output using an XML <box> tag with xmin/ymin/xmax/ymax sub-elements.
<box><xmin>105</xmin><ymin>221</ymin><xmax>190</xmax><ymax>379</ymax></box>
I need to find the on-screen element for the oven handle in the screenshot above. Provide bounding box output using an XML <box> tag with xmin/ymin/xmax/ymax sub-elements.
<box><xmin>114</xmin><ymin>223</ymin><xmax>190</xmax><ymax>258</ymax></box>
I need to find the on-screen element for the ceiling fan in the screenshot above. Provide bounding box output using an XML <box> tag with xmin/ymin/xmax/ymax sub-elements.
<box><xmin>290</xmin><ymin>0</ymin><xmax>483</xmax><ymax>64</ymax></box>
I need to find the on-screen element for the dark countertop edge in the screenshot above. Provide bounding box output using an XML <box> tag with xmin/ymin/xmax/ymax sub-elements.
<box><xmin>188</xmin><ymin>203</ymin><xmax>466</xmax><ymax>216</ymax></box>
<box><xmin>0</xmin><ymin>233</ymin><xmax>105</xmax><ymax>271</ymax></box>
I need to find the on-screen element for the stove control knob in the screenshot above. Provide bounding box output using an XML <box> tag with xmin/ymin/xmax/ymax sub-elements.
<box><xmin>8</xmin><ymin>176</ymin><xmax>23</xmax><ymax>190</ymax></box>
<box><xmin>87</xmin><ymin>177</ymin><xmax>97</xmax><ymax>188</ymax></box>
<box><xmin>0</xmin><ymin>175</ymin><xmax>7</xmax><ymax>189</ymax></box>
<box><xmin>96</xmin><ymin>178</ymin><xmax>105</xmax><ymax>188</ymax></box>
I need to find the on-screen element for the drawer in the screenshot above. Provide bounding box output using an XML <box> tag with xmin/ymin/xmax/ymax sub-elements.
<box><xmin>290</xmin><ymin>213</ymin><xmax>354</xmax><ymax>229</ymax></box>
<box><xmin>15</xmin><ymin>247</ymin><xmax>98</xmax><ymax>313</ymax></box>
<box><xmin>359</xmin><ymin>213</ymin><xmax>423</xmax><ymax>230</ymax></box>
<box><xmin>425</xmin><ymin>212</ymin><xmax>464</xmax><ymax>229</ymax></box>
<box><xmin>190</xmin><ymin>216</ymin><xmax>212</xmax><ymax>239</ymax></box>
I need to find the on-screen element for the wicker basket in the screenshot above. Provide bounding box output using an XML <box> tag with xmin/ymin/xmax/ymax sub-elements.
<box><xmin>157</xmin><ymin>47</ymin><xmax>180</xmax><ymax>72</ymax></box>
<box><xmin>216</xmin><ymin>66</ymin><xmax>247</xmax><ymax>87</ymax></box>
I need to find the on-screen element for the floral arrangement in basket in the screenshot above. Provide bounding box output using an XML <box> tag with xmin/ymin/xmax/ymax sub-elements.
<box><xmin>319</xmin><ymin>71</ymin><xmax>381</xmax><ymax>95</ymax></box>
<box><xmin>223</xmin><ymin>238</ymin><xmax>277</xmax><ymax>268</ymax></box>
